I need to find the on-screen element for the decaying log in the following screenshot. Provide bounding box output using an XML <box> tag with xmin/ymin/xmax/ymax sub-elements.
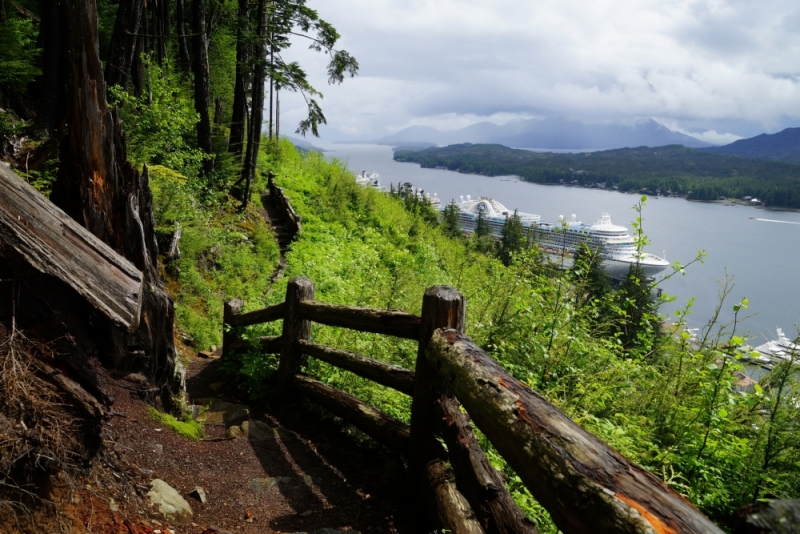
<box><xmin>267</xmin><ymin>172</ymin><xmax>302</xmax><ymax>237</ymax></box>
<box><xmin>298</xmin><ymin>301</ymin><xmax>421</xmax><ymax>339</ymax></box>
<box><xmin>275</xmin><ymin>277</ymin><xmax>315</xmax><ymax>399</ymax></box>
<box><xmin>734</xmin><ymin>500</ymin><xmax>800</xmax><ymax>534</ymax></box>
<box><xmin>427</xmin><ymin>329</ymin><xmax>723</xmax><ymax>534</ymax></box>
<box><xmin>299</xmin><ymin>339</ymin><xmax>415</xmax><ymax>395</ymax></box>
<box><xmin>0</xmin><ymin>163</ymin><xmax>143</xmax><ymax>332</ymax></box>
<box><xmin>435</xmin><ymin>397</ymin><xmax>538</xmax><ymax>534</ymax></box>
<box><xmin>292</xmin><ymin>374</ymin><xmax>410</xmax><ymax>455</ymax></box>
<box><xmin>48</xmin><ymin>0</ymin><xmax>180</xmax><ymax>406</ymax></box>
<box><xmin>228</xmin><ymin>301</ymin><xmax>285</xmax><ymax>327</ymax></box>
<box><xmin>426</xmin><ymin>459</ymin><xmax>486</xmax><ymax>534</ymax></box>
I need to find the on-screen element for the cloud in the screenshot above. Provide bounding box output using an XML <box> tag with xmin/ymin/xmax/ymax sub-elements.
<box><xmin>275</xmin><ymin>0</ymin><xmax>800</xmax><ymax>140</ymax></box>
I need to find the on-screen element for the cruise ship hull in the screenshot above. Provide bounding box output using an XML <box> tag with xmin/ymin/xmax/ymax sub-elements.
<box><xmin>454</xmin><ymin>197</ymin><xmax>669</xmax><ymax>280</ymax></box>
<box><xmin>601</xmin><ymin>257</ymin><xmax>669</xmax><ymax>280</ymax></box>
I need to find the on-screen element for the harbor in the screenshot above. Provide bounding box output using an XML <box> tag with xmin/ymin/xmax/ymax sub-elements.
<box><xmin>330</xmin><ymin>142</ymin><xmax>800</xmax><ymax>340</ymax></box>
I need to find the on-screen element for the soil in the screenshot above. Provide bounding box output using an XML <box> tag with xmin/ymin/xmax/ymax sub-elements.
<box><xmin>1</xmin><ymin>355</ymin><xmax>420</xmax><ymax>534</ymax></box>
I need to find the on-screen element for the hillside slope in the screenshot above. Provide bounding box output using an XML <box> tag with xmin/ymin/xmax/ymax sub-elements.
<box><xmin>699</xmin><ymin>127</ymin><xmax>800</xmax><ymax>164</ymax></box>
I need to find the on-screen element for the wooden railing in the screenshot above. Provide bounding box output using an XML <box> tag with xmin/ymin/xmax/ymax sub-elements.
<box><xmin>223</xmin><ymin>276</ymin><xmax>722</xmax><ymax>534</ymax></box>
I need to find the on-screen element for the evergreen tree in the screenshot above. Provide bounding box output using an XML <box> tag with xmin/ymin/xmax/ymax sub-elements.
<box><xmin>441</xmin><ymin>200</ymin><xmax>461</xmax><ymax>238</ymax></box>
<box><xmin>614</xmin><ymin>264</ymin><xmax>661</xmax><ymax>352</ymax></box>
<box><xmin>499</xmin><ymin>209</ymin><xmax>524</xmax><ymax>266</ymax></box>
<box><xmin>472</xmin><ymin>209</ymin><xmax>494</xmax><ymax>254</ymax></box>
<box><xmin>572</xmin><ymin>243</ymin><xmax>611</xmax><ymax>302</ymax></box>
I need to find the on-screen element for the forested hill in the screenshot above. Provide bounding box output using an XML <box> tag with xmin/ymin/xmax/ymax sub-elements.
<box><xmin>698</xmin><ymin>127</ymin><xmax>800</xmax><ymax>164</ymax></box>
<box><xmin>394</xmin><ymin>143</ymin><xmax>800</xmax><ymax>208</ymax></box>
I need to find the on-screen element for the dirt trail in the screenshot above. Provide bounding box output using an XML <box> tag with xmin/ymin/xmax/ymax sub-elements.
<box><xmin>94</xmin><ymin>356</ymin><xmax>417</xmax><ymax>533</ymax></box>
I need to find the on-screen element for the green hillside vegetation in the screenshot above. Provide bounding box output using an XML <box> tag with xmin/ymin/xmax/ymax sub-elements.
<box><xmin>2</xmin><ymin>3</ymin><xmax>800</xmax><ymax>530</ymax></box>
<box><xmin>212</xmin><ymin>141</ymin><xmax>797</xmax><ymax>530</ymax></box>
<box><xmin>394</xmin><ymin>143</ymin><xmax>800</xmax><ymax>208</ymax></box>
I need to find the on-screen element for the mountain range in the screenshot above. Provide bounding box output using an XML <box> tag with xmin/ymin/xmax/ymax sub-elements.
<box><xmin>698</xmin><ymin>127</ymin><xmax>800</xmax><ymax>164</ymax></box>
<box><xmin>376</xmin><ymin>117</ymin><xmax>714</xmax><ymax>149</ymax></box>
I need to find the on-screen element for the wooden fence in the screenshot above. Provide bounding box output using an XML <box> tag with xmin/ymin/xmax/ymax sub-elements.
<box><xmin>223</xmin><ymin>276</ymin><xmax>723</xmax><ymax>534</ymax></box>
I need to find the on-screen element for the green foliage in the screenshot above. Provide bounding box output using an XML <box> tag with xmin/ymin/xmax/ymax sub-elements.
<box><xmin>499</xmin><ymin>209</ymin><xmax>524</xmax><ymax>266</ymax></box>
<box><xmin>0</xmin><ymin>15</ymin><xmax>40</xmax><ymax>92</ymax></box>
<box><xmin>441</xmin><ymin>200</ymin><xmax>462</xmax><ymax>238</ymax></box>
<box><xmin>109</xmin><ymin>58</ymin><xmax>207</xmax><ymax>176</ymax></box>
<box><xmin>395</xmin><ymin>143</ymin><xmax>800</xmax><ymax>209</ymax></box>
<box><xmin>147</xmin><ymin>165</ymin><xmax>280</xmax><ymax>351</ymax></box>
<box><xmin>147</xmin><ymin>406</ymin><xmax>204</xmax><ymax>441</ymax></box>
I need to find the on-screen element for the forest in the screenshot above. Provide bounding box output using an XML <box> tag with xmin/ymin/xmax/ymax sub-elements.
<box><xmin>0</xmin><ymin>0</ymin><xmax>799</xmax><ymax>532</ymax></box>
<box><xmin>394</xmin><ymin>143</ymin><xmax>800</xmax><ymax>208</ymax></box>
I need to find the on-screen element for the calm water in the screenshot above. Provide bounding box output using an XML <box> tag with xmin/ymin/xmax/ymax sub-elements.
<box><xmin>320</xmin><ymin>142</ymin><xmax>800</xmax><ymax>340</ymax></box>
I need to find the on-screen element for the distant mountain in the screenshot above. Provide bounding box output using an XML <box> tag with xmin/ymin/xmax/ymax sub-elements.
<box><xmin>698</xmin><ymin>128</ymin><xmax>800</xmax><ymax>164</ymax></box>
<box><xmin>376</xmin><ymin>118</ymin><xmax>714</xmax><ymax>150</ymax></box>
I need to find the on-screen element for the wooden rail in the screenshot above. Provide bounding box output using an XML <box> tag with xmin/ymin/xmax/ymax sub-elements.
<box><xmin>223</xmin><ymin>276</ymin><xmax>723</xmax><ymax>534</ymax></box>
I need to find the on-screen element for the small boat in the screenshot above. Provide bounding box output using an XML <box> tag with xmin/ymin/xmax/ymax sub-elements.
<box><xmin>749</xmin><ymin>216</ymin><xmax>755</xmax><ymax>220</ymax></box>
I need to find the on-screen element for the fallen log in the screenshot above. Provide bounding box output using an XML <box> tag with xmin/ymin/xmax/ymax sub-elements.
<box><xmin>426</xmin><ymin>329</ymin><xmax>723</xmax><ymax>534</ymax></box>
<box><xmin>0</xmin><ymin>163</ymin><xmax>143</xmax><ymax>332</ymax></box>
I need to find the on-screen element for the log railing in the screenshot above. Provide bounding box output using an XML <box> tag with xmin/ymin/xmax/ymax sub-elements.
<box><xmin>223</xmin><ymin>276</ymin><xmax>723</xmax><ymax>534</ymax></box>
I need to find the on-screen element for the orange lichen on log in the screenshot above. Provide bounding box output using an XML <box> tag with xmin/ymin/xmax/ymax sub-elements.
<box><xmin>615</xmin><ymin>493</ymin><xmax>678</xmax><ymax>534</ymax></box>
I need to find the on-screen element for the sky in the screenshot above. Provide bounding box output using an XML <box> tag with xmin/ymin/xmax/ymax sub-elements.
<box><xmin>276</xmin><ymin>0</ymin><xmax>800</xmax><ymax>143</ymax></box>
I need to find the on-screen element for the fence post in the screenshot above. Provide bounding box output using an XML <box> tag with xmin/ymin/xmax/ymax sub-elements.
<box><xmin>408</xmin><ymin>286</ymin><xmax>465</xmax><ymax>483</ymax></box>
<box><xmin>222</xmin><ymin>298</ymin><xmax>244</xmax><ymax>361</ymax></box>
<box><xmin>275</xmin><ymin>276</ymin><xmax>315</xmax><ymax>400</ymax></box>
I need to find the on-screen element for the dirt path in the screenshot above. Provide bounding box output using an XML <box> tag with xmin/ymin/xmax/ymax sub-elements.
<box><xmin>99</xmin><ymin>356</ymin><xmax>417</xmax><ymax>533</ymax></box>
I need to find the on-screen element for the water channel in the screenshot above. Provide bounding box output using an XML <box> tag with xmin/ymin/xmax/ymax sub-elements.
<box><xmin>317</xmin><ymin>142</ymin><xmax>800</xmax><ymax>342</ymax></box>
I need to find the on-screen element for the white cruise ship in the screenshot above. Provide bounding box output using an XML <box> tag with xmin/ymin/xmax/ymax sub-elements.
<box><xmin>454</xmin><ymin>195</ymin><xmax>669</xmax><ymax>279</ymax></box>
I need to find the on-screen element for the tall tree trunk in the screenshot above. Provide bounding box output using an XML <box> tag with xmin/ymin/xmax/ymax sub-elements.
<box><xmin>192</xmin><ymin>0</ymin><xmax>214</xmax><ymax>177</ymax></box>
<box><xmin>37</xmin><ymin>0</ymin><xmax>69</xmax><ymax>134</ymax></box>
<box><xmin>276</xmin><ymin>89</ymin><xmax>280</xmax><ymax>140</ymax></box>
<box><xmin>50</xmin><ymin>0</ymin><xmax>181</xmax><ymax>409</ymax></box>
<box><xmin>130</xmin><ymin>3</ymin><xmax>147</xmax><ymax>96</ymax></box>
<box><xmin>151</xmin><ymin>0</ymin><xmax>167</xmax><ymax>64</ymax></box>
<box><xmin>228</xmin><ymin>0</ymin><xmax>251</xmax><ymax>159</ymax></box>
<box><xmin>105</xmin><ymin>0</ymin><xmax>143</xmax><ymax>91</ymax></box>
<box><xmin>239</xmin><ymin>0</ymin><xmax>268</xmax><ymax>209</ymax></box>
<box><xmin>1</xmin><ymin>0</ymin><xmax>6</xmax><ymax>24</ymax></box>
<box><xmin>268</xmin><ymin>42</ymin><xmax>273</xmax><ymax>140</ymax></box>
<box><xmin>175</xmin><ymin>0</ymin><xmax>190</xmax><ymax>67</ymax></box>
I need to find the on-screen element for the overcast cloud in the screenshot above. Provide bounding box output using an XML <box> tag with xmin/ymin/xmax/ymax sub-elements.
<box><xmin>275</xmin><ymin>0</ymin><xmax>800</xmax><ymax>142</ymax></box>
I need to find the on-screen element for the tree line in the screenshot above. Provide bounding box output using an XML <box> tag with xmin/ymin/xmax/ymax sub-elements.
<box><xmin>395</xmin><ymin>143</ymin><xmax>800</xmax><ymax>208</ymax></box>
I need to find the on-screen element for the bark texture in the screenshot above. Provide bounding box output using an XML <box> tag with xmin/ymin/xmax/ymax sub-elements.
<box><xmin>0</xmin><ymin>164</ymin><xmax>143</xmax><ymax>332</ymax></box>
<box><xmin>426</xmin><ymin>329</ymin><xmax>723</xmax><ymax>534</ymax></box>
<box><xmin>297</xmin><ymin>301</ymin><xmax>421</xmax><ymax>340</ymax></box>
<box><xmin>228</xmin><ymin>0</ymin><xmax>251</xmax><ymax>158</ymax></box>
<box><xmin>239</xmin><ymin>0</ymin><xmax>268</xmax><ymax>208</ymax></box>
<box><xmin>49</xmin><ymin>0</ymin><xmax>181</xmax><ymax>409</ymax></box>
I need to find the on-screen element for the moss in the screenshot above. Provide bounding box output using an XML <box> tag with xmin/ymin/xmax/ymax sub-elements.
<box><xmin>147</xmin><ymin>406</ymin><xmax>204</xmax><ymax>441</ymax></box>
